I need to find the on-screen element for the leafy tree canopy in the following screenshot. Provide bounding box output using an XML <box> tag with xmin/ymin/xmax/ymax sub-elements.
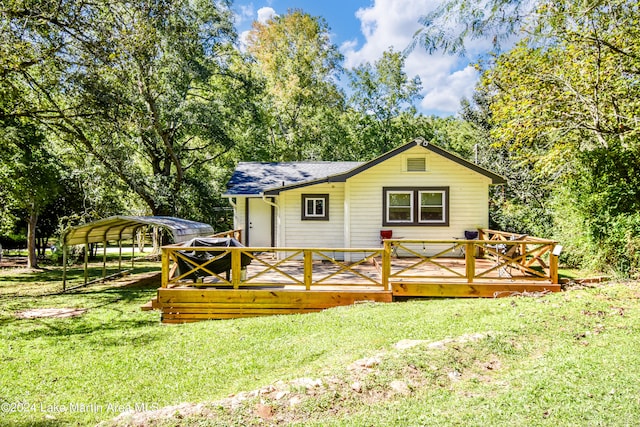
<box><xmin>415</xmin><ymin>0</ymin><xmax>640</xmax><ymax>275</ymax></box>
<box><xmin>1</xmin><ymin>0</ymin><xmax>249</xmax><ymax>217</ymax></box>
<box><xmin>246</xmin><ymin>9</ymin><xmax>345</xmax><ymax>161</ymax></box>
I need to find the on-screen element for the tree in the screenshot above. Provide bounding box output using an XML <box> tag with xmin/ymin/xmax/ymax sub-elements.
<box><xmin>459</xmin><ymin>89</ymin><xmax>556</xmax><ymax>237</ymax></box>
<box><xmin>246</xmin><ymin>10</ymin><xmax>345</xmax><ymax>161</ymax></box>
<box><xmin>345</xmin><ymin>48</ymin><xmax>423</xmax><ymax>158</ymax></box>
<box><xmin>0</xmin><ymin>120</ymin><xmax>60</xmax><ymax>268</ymax></box>
<box><xmin>415</xmin><ymin>0</ymin><xmax>640</xmax><ymax>274</ymax></box>
<box><xmin>1</xmin><ymin>0</ymin><xmax>250</xmax><ymax>218</ymax></box>
<box><xmin>412</xmin><ymin>0</ymin><xmax>537</xmax><ymax>56</ymax></box>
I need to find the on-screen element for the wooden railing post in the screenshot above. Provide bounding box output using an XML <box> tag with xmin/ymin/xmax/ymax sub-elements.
<box><xmin>382</xmin><ymin>242</ymin><xmax>391</xmax><ymax>291</ymax></box>
<box><xmin>232</xmin><ymin>248</ymin><xmax>242</xmax><ymax>288</ymax></box>
<box><xmin>550</xmin><ymin>244</ymin><xmax>562</xmax><ymax>284</ymax></box>
<box><xmin>161</xmin><ymin>247</ymin><xmax>169</xmax><ymax>288</ymax></box>
<box><xmin>477</xmin><ymin>229</ymin><xmax>486</xmax><ymax>257</ymax></box>
<box><xmin>465</xmin><ymin>241</ymin><xmax>475</xmax><ymax>283</ymax></box>
<box><xmin>304</xmin><ymin>250</ymin><xmax>313</xmax><ymax>290</ymax></box>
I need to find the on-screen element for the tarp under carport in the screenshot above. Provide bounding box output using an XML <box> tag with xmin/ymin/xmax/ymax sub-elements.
<box><xmin>61</xmin><ymin>216</ymin><xmax>214</xmax><ymax>290</ymax></box>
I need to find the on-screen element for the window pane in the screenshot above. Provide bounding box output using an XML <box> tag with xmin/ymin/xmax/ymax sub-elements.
<box><xmin>388</xmin><ymin>191</ymin><xmax>412</xmax><ymax>222</ymax></box>
<box><xmin>421</xmin><ymin>207</ymin><xmax>443</xmax><ymax>221</ymax></box>
<box><xmin>421</xmin><ymin>192</ymin><xmax>442</xmax><ymax>205</ymax></box>
<box><xmin>389</xmin><ymin>207</ymin><xmax>412</xmax><ymax>221</ymax></box>
<box><xmin>305</xmin><ymin>198</ymin><xmax>325</xmax><ymax>216</ymax></box>
<box><xmin>420</xmin><ymin>191</ymin><xmax>444</xmax><ymax>222</ymax></box>
<box><xmin>389</xmin><ymin>193</ymin><xmax>411</xmax><ymax>207</ymax></box>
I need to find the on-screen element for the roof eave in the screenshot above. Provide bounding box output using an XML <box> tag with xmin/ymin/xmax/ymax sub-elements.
<box><xmin>262</xmin><ymin>175</ymin><xmax>348</xmax><ymax>195</ymax></box>
<box><xmin>422</xmin><ymin>142</ymin><xmax>506</xmax><ymax>184</ymax></box>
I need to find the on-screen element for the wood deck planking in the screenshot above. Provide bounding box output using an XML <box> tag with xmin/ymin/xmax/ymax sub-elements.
<box><xmin>156</xmin><ymin>287</ymin><xmax>392</xmax><ymax>322</ymax></box>
<box><xmin>393</xmin><ymin>282</ymin><xmax>561</xmax><ymax>298</ymax></box>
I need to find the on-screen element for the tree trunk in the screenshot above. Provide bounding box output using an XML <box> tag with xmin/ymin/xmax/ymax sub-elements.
<box><xmin>27</xmin><ymin>208</ymin><xmax>38</xmax><ymax>269</ymax></box>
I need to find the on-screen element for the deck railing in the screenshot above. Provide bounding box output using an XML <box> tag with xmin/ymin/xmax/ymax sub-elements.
<box><xmin>209</xmin><ymin>228</ymin><xmax>243</xmax><ymax>241</ymax></box>
<box><xmin>161</xmin><ymin>246</ymin><xmax>387</xmax><ymax>289</ymax></box>
<box><xmin>388</xmin><ymin>232</ymin><xmax>558</xmax><ymax>284</ymax></box>
<box><xmin>161</xmin><ymin>229</ymin><xmax>559</xmax><ymax>290</ymax></box>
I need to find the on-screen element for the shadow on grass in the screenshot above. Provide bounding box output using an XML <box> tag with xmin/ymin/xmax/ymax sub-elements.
<box><xmin>0</xmin><ymin>266</ymin><xmax>161</xmax><ymax>300</ymax></box>
<box><xmin>0</xmin><ymin>265</ymin><xmax>160</xmax><ymax>285</ymax></box>
<box><xmin>1</xmin><ymin>282</ymin><xmax>163</xmax><ymax>343</ymax></box>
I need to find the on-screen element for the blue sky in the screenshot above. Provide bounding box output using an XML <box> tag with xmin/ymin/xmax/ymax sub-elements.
<box><xmin>232</xmin><ymin>0</ymin><xmax>492</xmax><ymax>116</ymax></box>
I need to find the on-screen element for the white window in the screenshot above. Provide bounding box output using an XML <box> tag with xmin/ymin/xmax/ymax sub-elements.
<box><xmin>383</xmin><ymin>187</ymin><xmax>449</xmax><ymax>226</ymax></box>
<box><xmin>419</xmin><ymin>190</ymin><xmax>446</xmax><ymax>223</ymax></box>
<box><xmin>386</xmin><ymin>191</ymin><xmax>413</xmax><ymax>223</ymax></box>
<box><xmin>301</xmin><ymin>194</ymin><xmax>329</xmax><ymax>220</ymax></box>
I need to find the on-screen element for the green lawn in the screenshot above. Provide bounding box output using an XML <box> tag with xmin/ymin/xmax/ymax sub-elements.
<box><xmin>1</xmin><ymin>263</ymin><xmax>639</xmax><ymax>426</ymax></box>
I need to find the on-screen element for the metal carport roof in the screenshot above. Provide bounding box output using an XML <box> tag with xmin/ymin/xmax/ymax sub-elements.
<box><xmin>62</xmin><ymin>216</ymin><xmax>214</xmax><ymax>246</ymax></box>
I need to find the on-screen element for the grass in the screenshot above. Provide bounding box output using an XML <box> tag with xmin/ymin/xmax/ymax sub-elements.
<box><xmin>1</xmin><ymin>262</ymin><xmax>639</xmax><ymax>426</ymax></box>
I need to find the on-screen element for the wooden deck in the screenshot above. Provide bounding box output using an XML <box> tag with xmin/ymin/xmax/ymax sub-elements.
<box><xmin>144</xmin><ymin>230</ymin><xmax>562</xmax><ymax>323</ymax></box>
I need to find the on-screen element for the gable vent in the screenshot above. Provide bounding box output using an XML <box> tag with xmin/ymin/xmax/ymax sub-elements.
<box><xmin>407</xmin><ymin>157</ymin><xmax>426</xmax><ymax>172</ymax></box>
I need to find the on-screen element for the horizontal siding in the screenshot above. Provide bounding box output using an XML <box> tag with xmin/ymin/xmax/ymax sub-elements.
<box><xmin>234</xmin><ymin>198</ymin><xmax>246</xmax><ymax>245</ymax></box>
<box><xmin>347</xmin><ymin>145</ymin><xmax>490</xmax><ymax>248</ymax></box>
<box><xmin>280</xmin><ymin>183</ymin><xmax>346</xmax><ymax>248</ymax></box>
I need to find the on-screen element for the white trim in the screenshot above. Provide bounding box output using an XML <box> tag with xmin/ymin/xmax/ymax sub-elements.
<box><xmin>418</xmin><ymin>190</ymin><xmax>446</xmax><ymax>224</ymax></box>
<box><xmin>386</xmin><ymin>190</ymin><xmax>414</xmax><ymax>223</ymax></box>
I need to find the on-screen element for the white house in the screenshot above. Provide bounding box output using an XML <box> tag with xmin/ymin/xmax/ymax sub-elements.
<box><xmin>223</xmin><ymin>138</ymin><xmax>504</xmax><ymax>253</ymax></box>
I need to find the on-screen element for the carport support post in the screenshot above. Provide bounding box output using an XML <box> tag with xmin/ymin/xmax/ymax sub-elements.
<box><xmin>83</xmin><ymin>242</ymin><xmax>89</xmax><ymax>285</ymax></box>
<box><xmin>118</xmin><ymin>228</ymin><xmax>125</xmax><ymax>272</ymax></box>
<box><xmin>102</xmin><ymin>240</ymin><xmax>107</xmax><ymax>279</ymax></box>
<box><xmin>131</xmin><ymin>227</ymin><xmax>138</xmax><ymax>269</ymax></box>
<box><xmin>62</xmin><ymin>244</ymin><xmax>68</xmax><ymax>291</ymax></box>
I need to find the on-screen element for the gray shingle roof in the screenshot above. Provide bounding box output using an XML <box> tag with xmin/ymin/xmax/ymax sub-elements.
<box><xmin>224</xmin><ymin>161</ymin><xmax>363</xmax><ymax>196</ymax></box>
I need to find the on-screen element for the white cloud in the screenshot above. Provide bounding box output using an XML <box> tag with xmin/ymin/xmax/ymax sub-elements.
<box><xmin>344</xmin><ymin>0</ymin><xmax>492</xmax><ymax>116</ymax></box>
<box><xmin>257</xmin><ymin>6</ymin><xmax>277</xmax><ymax>24</ymax></box>
<box><xmin>339</xmin><ymin>39</ymin><xmax>359</xmax><ymax>54</ymax></box>
<box><xmin>420</xmin><ymin>66</ymin><xmax>480</xmax><ymax>114</ymax></box>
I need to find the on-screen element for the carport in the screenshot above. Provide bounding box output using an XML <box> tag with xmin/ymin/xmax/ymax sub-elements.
<box><xmin>61</xmin><ymin>216</ymin><xmax>214</xmax><ymax>291</ymax></box>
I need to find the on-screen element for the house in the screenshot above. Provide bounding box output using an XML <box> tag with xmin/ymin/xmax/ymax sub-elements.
<box><xmin>223</xmin><ymin>138</ymin><xmax>505</xmax><ymax>254</ymax></box>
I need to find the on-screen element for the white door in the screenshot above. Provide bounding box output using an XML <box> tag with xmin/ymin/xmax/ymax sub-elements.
<box><xmin>247</xmin><ymin>198</ymin><xmax>272</xmax><ymax>247</ymax></box>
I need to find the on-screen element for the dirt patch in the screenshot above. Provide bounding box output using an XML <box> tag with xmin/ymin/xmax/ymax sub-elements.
<box><xmin>15</xmin><ymin>308</ymin><xmax>88</xmax><ymax>319</ymax></box>
<box><xmin>102</xmin><ymin>332</ymin><xmax>494</xmax><ymax>427</ymax></box>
